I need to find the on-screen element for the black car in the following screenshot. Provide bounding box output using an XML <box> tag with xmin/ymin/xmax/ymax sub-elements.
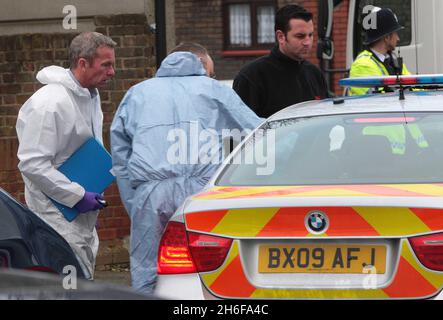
<box><xmin>0</xmin><ymin>268</ymin><xmax>151</xmax><ymax>300</ymax></box>
<box><xmin>0</xmin><ymin>188</ymin><xmax>85</xmax><ymax>278</ymax></box>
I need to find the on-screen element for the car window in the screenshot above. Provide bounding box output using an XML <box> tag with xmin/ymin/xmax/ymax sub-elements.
<box><xmin>216</xmin><ymin>112</ymin><xmax>443</xmax><ymax>185</ymax></box>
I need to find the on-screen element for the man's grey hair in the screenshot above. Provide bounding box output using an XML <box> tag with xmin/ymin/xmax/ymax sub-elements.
<box><xmin>169</xmin><ymin>42</ymin><xmax>209</xmax><ymax>57</ymax></box>
<box><xmin>69</xmin><ymin>32</ymin><xmax>116</xmax><ymax>68</ymax></box>
<box><xmin>169</xmin><ymin>42</ymin><xmax>211</xmax><ymax>68</ymax></box>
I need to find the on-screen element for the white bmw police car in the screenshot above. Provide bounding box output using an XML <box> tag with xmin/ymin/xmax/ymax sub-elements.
<box><xmin>155</xmin><ymin>75</ymin><xmax>443</xmax><ymax>300</ymax></box>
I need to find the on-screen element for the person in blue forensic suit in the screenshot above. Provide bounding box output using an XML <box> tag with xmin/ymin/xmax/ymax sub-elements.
<box><xmin>110</xmin><ymin>43</ymin><xmax>262</xmax><ymax>294</ymax></box>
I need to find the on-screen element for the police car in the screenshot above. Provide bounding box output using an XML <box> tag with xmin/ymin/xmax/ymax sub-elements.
<box><xmin>155</xmin><ymin>75</ymin><xmax>443</xmax><ymax>300</ymax></box>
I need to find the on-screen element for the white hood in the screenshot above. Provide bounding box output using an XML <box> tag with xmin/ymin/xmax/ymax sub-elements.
<box><xmin>36</xmin><ymin>66</ymin><xmax>95</xmax><ymax>98</ymax></box>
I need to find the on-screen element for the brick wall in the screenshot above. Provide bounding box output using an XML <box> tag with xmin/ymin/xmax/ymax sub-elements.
<box><xmin>330</xmin><ymin>0</ymin><xmax>350</xmax><ymax>94</ymax></box>
<box><xmin>174</xmin><ymin>0</ymin><xmax>350</xmax><ymax>95</ymax></box>
<box><xmin>0</xmin><ymin>14</ymin><xmax>156</xmax><ymax>267</ymax></box>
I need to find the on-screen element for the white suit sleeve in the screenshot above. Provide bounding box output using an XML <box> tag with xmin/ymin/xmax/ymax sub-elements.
<box><xmin>17</xmin><ymin>106</ymin><xmax>84</xmax><ymax>208</ymax></box>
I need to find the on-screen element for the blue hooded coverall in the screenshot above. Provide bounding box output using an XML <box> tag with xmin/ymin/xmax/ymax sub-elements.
<box><xmin>110</xmin><ymin>52</ymin><xmax>262</xmax><ymax>293</ymax></box>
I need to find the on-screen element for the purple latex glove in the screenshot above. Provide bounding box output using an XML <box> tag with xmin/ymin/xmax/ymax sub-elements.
<box><xmin>74</xmin><ymin>191</ymin><xmax>104</xmax><ymax>213</ymax></box>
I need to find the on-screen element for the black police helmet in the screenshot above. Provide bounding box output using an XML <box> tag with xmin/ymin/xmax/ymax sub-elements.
<box><xmin>363</xmin><ymin>8</ymin><xmax>404</xmax><ymax>45</ymax></box>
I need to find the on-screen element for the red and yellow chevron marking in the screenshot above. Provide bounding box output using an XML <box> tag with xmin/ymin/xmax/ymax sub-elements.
<box><xmin>201</xmin><ymin>240</ymin><xmax>443</xmax><ymax>299</ymax></box>
<box><xmin>194</xmin><ymin>184</ymin><xmax>443</xmax><ymax>200</ymax></box>
<box><xmin>185</xmin><ymin>207</ymin><xmax>443</xmax><ymax>237</ymax></box>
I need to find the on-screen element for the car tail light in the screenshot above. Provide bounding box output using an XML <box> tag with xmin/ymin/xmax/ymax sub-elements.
<box><xmin>158</xmin><ymin>221</ymin><xmax>197</xmax><ymax>274</ymax></box>
<box><xmin>158</xmin><ymin>221</ymin><xmax>232</xmax><ymax>274</ymax></box>
<box><xmin>0</xmin><ymin>250</ymin><xmax>9</xmax><ymax>268</ymax></box>
<box><xmin>409</xmin><ymin>233</ymin><xmax>443</xmax><ymax>271</ymax></box>
<box><xmin>26</xmin><ymin>266</ymin><xmax>57</xmax><ymax>274</ymax></box>
<box><xmin>188</xmin><ymin>230</ymin><xmax>232</xmax><ymax>272</ymax></box>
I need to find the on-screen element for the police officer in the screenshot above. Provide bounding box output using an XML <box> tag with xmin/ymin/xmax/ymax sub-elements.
<box><xmin>349</xmin><ymin>7</ymin><xmax>411</xmax><ymax>96</ymax></box>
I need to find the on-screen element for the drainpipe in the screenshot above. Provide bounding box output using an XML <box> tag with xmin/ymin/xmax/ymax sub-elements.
<box><xmin>317</xmin><ymin>0</ymin><xmax>334</xmax><ymax>93</ymax></box>
<box><xmin>155</xmin><ymin>0</ymin><xmax>167</xmax><ymax>69</ymax></box>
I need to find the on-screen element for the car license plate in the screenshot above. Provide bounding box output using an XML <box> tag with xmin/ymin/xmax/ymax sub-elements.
<box><xmin>258</xmin><ymin>244</ymin><xmax>386</xmax><ymax>274</ymax></box>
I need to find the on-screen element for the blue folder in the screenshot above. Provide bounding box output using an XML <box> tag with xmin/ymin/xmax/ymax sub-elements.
<box><xmin>51</xmin><ymin>138</ymin><xmax>116</xmax><ymax>222</ymax></box>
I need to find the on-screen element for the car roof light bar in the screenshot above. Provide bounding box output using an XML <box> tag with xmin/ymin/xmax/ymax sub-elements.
<box><xmin>339</xmin><ymin>74</ymin><xmax>443</xmax><ymax>88</ymax></box>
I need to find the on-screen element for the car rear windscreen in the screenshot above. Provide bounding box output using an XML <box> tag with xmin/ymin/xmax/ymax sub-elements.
<box><xmin>217</xmin><ymin>112</ymin><xmax>443</xmax><ymax>185</ymax></box>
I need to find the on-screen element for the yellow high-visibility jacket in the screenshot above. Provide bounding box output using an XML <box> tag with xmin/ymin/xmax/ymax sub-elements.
<box><xmin>349</xmin><ymin>50</ymin><xmax>411</xmax><ymax>96</ymax></box>
<box><xmin>363</xmin><ymin>124</ymin><xmax>428</xmax><ymax>155</ymax></box>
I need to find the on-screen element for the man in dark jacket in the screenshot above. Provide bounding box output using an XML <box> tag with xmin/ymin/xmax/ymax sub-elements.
<box><xmin>233</xmin><ymin>4</ymin><xmax>328</xmax><ymax>118</ymax></box>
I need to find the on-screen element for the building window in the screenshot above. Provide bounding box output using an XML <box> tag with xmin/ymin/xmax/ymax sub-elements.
<box><xmin>224</xmin><ymin>0</ymin><xmax>276</xmax><ymax>50</ymax></box>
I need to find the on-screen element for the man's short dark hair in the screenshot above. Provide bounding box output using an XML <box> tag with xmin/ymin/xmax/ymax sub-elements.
<box><xmin>275</xmin><ymin>4</ymin><xmax>313</xmax><ymax>34</ymax></box>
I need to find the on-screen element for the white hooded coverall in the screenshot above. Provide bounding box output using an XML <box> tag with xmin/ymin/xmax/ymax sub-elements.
<box><xmin>16</xmin><ymin>66</ymin><xmax>103</xmax><ymax>279</ymax></box>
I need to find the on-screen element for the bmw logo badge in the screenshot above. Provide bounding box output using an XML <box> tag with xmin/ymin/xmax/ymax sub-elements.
<box><xmin>305</xmin><ymin>211</ymin><xmax>329</xmax><ymax>234</ymax></box>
